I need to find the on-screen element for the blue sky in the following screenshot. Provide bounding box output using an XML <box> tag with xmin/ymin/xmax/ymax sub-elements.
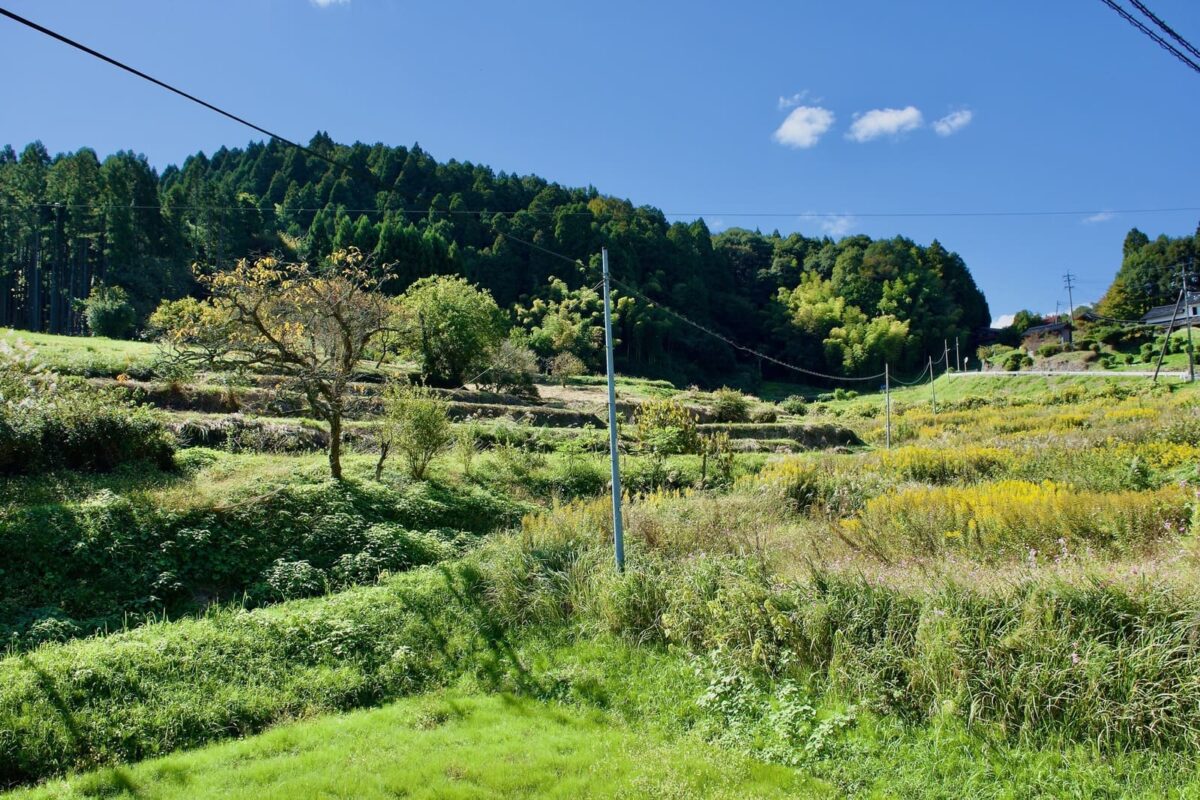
<box><xmin>3</xmin><ymin>0</ymin><xmax>1199</xmax><ymax>325</ymax></box>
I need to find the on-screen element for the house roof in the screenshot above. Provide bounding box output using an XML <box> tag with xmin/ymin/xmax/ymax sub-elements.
<box><xmin>1140</xmin><ymin>292</ymin><xmax>1200</xmax><ymax>323</ymax></box>
<box><xmin>1142</xmin><ymin>304</ymin><xmax>1178</xmax><ymax>322</ymax></box>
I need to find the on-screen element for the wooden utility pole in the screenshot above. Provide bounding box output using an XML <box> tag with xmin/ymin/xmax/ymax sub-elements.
<box><xmin>928</xmin><ymin>355</ymin><xmax>937</xmax><ymax>416</ymax></box>
<box><xmin>1153</xmin><ymin>286</ymin><xmax>1184</xmax><ymax>384</ymax></box>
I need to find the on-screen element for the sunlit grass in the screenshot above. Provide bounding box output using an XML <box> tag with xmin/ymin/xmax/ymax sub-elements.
<box><xmin>8</xmin><ymin>692</ymin><xmax>808</xmax><ymax>800</ymax></box>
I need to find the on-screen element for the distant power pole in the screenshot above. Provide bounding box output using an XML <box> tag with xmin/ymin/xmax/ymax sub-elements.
<box><xmin>1063</xmin><ymin>272</ymin><xmax>1077</xmax><ymax>344</ymax></box>
<box><xmin>1153</xmin><ymin>285</ymin><xmax>1185</xmax><ymax>384</ymax></box>
<box><xmin>928</xmin><ymin>355</ymin><xmax>937</xmax><ymax>416</ymax></box>
<box><xmin>955</xmin><ymin>336</ymin><xmax>961</xmax><ymax>372</ymax></box>
<box><xmin>884</xmin><ymin>363</ymin><xmax>892</xmax><ymax>449</ymax></box>
<box><xmin>1183</xmin><ymin>262</ymin><xmax>1196</xmax><ymax>382</ymax></box>
<box><xmin>601</xmin><ymin>247</ymin><xmax>625</xmax><ymax>572</ymax></box>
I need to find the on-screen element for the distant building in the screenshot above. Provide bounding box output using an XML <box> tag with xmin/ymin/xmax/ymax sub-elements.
<box><xmin>1140</xmin><ymin>293</ymin><xmax>1200</xmax><ymax>328</ymax></box>
<box><xmin>975</xmin><ymin>327</ymin><xmax>1003</xmax><ymax>346</ymax></box>
<box><xmin>1021</xmin><ymin>320</ymin><xmax>1072</xmax><ymax>350</ymax></box>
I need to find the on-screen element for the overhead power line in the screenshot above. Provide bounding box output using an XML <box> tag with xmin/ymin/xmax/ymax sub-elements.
<box><xmin>9</xmin><ymin>201</ymin><xmax>1200</xmax><ymax>222</ymax></box>
<box><xmin>1127</xmin><ymin>0</ymin><xmax>1200</xmax><ymax>61</ymax></box>
<box><xmin>606</xmin><ymin>274</ymin><xmax>890</xmax><ymax>384</ymax></box>
<box><xmin>0</xmin><ymin>6</ymin><xmax>401</xmax><ymax>202</ymax></box>
<box><xmin>7</xmin><ymin>2</ymin><xmax>1200</xmax><ymax>234</ymax></box>
<box><xmin>6</xmin><ymin>6</ymin><xmax>1199</xmax><ymax>234</ymax></box>
<box><xmin>1097</xmin><ymin>0</ymin><xmax>1200</xmax><ymax>75</ymax></box>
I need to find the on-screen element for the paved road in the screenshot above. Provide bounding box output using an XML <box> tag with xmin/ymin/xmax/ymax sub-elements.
<box><xmin>948</xmin><ymin>370</ymin><xmax>1190</xmax><ymax>378</ymax></box>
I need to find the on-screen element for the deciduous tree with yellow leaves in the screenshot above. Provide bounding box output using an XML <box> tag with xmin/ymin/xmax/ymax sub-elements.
<box><xmin>157</xmin><ymin>248</ymin><xmax>397</xmax><ymax>479</ymax></box>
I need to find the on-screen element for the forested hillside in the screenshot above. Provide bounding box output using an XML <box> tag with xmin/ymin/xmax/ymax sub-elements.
<box><xmin>0</xmin><ymin>135</ymin><xmax>990</xmax><ymax>385</ymax></box>
<box><xmin>1098</xmin><ymin>227</ymin><xmax>1200</xmax><ymax>320</ymax></box>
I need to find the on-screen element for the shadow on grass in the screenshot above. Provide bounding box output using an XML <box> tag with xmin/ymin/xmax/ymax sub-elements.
<box><xmin>20</xmin><ymin>654</ymin><xmax>143</xmax><ymax>798</ymax></box>
<box><xmin>391</xmin><ymin>561</ymin><xmax>549</xmax><ymax>700</ymax></box>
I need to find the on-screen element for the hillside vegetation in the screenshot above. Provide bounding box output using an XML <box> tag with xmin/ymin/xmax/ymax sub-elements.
<box><xmin>0</xmin><ymin>137</ymin><xmax>989</xmax><ymax>386</ymax></box>
<box><xmin>1</xmin><ymin>328</ymin><xmax>1199</xmax><ymax>796</ymax></box>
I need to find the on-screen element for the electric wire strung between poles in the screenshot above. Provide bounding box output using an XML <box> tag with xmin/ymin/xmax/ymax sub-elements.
<box><xmin>11</xmin><ymin>200</ymin><xmax>1200</xmax><ymax>221</ymax></box>
<box><xmin>1127</xmin><ymin>0</ymin><xmax>1200</xmax><ymax>60</ymax></box>
<box><xmin>608</xmin><ymin>276</ymin><xmax>888</xmax><ymax>383</ymax></box>
<box><xmin>1096</xmin><ymin>0</ymin><xmax>1200</xmax><ymax>74</ymax></box>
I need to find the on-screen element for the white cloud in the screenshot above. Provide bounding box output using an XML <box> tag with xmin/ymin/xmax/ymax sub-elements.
<box><xmin>310</xmin><ymin>0</ymin><xmax>349</xmax><ymax>7</ymax></box>
<box><xmin>932</xmin><ymin>109</ymin><xmax>973</xmax><ymax>136</ymax></box>
<box><xmin>817</xmin><ymin>214</ymin><xmax>855</xmax><ymax>237</ymax></box>
<box><xmin>847</xmin><ymin>106</ymin><xmax>923</xmax><ymax>142</ymax></box>
<box><xmin>992</xmin><ymin>313</ymin><xmax>1015</xmax><ymax>329</ymax></box>
<box><xmin>704</xmin><ymin>217</ymin><xmax>726</xmax><ymax>232</ymax></box>
<box><xmin>778</xmin><ymin>90</ymin><xmax>821</xmax><ymax>110</ymax></box>
<box><xmin>772</xmin><ymin>106</ymin><xmax>835</xmax><ymax>149</ymax></box>
<box><xmin>1083</xmin><ymin>211</ymin><xmax>1115</xmax><ymax>224</ymax></box>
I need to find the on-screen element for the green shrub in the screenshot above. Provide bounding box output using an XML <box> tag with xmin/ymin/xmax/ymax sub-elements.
<box><xmin>1</xmin><ymin>341</ymin><xmax>174</xmax><ymax>475</ymax></box>
<box><xmin>750</xmin><ymin>407</ymin><xmax>778</xmax><ymax>423</ymax></box>
<box><xmin>710</xmin><ymin>388</ymin><xmax>750</xmax><ymax>423</ymax></box>
<box><xmin>1037</xmin><ymin>343</ymin><xmax>1063</xmax><ymax>358</ymax></box>
<box><xmin>0</xmin><ymin>477</ymin><xmax>520</xmax><ymax>648</ymax></box>
<box><xmin>378</xmin><ymin>383</ymin><xmax>453</xmax><ymax>480</ymax></box>
<box><xmin>634</xmin><ymin>398</ymin><xmax>699</xmax><ymax>456</ymax></box>
<box><xmin>82</xmin><ymin>285</ymin><xmax>136</xmax><ymax>339</ymax></box>
<box><xmin>548</xmin><ymin>351</ymin><xmax>586</xmax><ymax>385</ymax></box>
<box><xmin>780</xmin><ymin>396</ymin><xmax>808</xmax><ymax>416</ymax></box>
<box><xmin>481</xmin><ymin>337</ymin><xmax>539</xmax><ymax>397</ymax></box>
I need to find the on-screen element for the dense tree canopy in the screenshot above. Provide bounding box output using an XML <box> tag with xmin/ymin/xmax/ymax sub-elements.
<box><xmin>1098</xmin><ymin>227</ymin><xmax>1199</xmax><ymax>320</ymax></box>
<box><xmin>1</xmin><ymin>134</ymin><xmax>992</xmax><ymax>385</ymax></box>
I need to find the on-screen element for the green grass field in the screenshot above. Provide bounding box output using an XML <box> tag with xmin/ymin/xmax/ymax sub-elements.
<box><xmin>7</xmin><ymin>691</ymin><xmax>805</xmax><ymax>800</ymax></box>
<box><xmin>5</xmin><ymin>327</ymin><xmax>1200</xmax><ymax>798</ymax></box>
<box><xmin>0</xmin><ymin>328</ymin><xmax>159</xmax><ymax>378</ymax></box>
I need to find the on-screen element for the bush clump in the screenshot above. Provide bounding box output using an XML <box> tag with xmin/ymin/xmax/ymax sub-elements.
<box><xmin>750</xmin><ymin>407</ymin><xmax>778</xmax><ymax>424</ymax></box>
<box><xmin>780</xmin><ymin>395</ymin><xmax>808</xmax><ymax>415</ymax></box>
<box><xmin>710</xmin><ymin>388</ymin><xmax>750</xmax><ymax>423</ymax></box>
<box><xmin>0</xmin><ymin>340</ymin><xmax>173</xmax><ymax>475</ymax></box>
<box><xmin>0</xmin><ymin>475</ymin><xmax>522</xmax><ymax>648</ymax></box>
<box><xmin>82</xmin><ymin>284</ymin><xmax>136</xmax><ymax>339</ymax></box>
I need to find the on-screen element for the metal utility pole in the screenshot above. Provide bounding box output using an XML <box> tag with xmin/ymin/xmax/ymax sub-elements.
<box><xmin>884</xmin><ymin>363</ymin><xmax>892</xmax><ymax>449</ymax></box>
<box><xmin>1182</xmin><ymin>263</ymin><xmax>1195</xmax><ymax>382</ymax></box>
<box><xmin>601</xmin><ymin>248</ymin><xmax>625</xmax><ymax>572</ymax></box>
<box><xmin>955</xmin><ymin>337</ymin><xmax>961</xmax><ymax>372</ymax></box>
<box><xmin>928</xmin><ymin>355</ymin><xmax>937</xmax><ymax>416</ymax></box>
<box><xmin>1063</xmin><ymin>272</ymin><xmax>1077</xmax><ymax>345</ymax></box>
<box><xmin>943</xmin><ymin>339</ymin><xmax>950</xmax><ymax>370</ymax></box>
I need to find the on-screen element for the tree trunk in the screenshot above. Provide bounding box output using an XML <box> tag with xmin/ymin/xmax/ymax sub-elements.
<box><xmin>328</xmin><ymin>412</ymin><xmax>343</xmax><ymax>480</ymax></box>
<box><xmin>374</xmin><ymin>440</ymin><xmax>390</xmax><ymax>481</ymax></box>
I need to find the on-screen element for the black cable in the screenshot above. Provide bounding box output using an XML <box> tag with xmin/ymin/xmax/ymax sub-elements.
<box><xmin>0</xmin><ymin>6</ymin><xmax>398</xmax><ymax>199</ymax></box>
<box><xmin>12</xmin><ymin>201</ymin><xmax>1200</xmax><ymax>221</ymax></box>
<box><xmin>1128</xmin><ymin>0</ymin><xmax>1200</xmax><ymax>61</ymax></box>
<box><xmin>608</xmin><ymin>275</ymin><xmax>887</xmax><ymax>383</ymax></box>
<box><xmin>890</xmin><ymin>363</ymin><xmax>931</xmax><ymax>386</ymax></box>
<box><xmin>1096</xmin><ymin>0</ymin><xmax>1200</xmax><ymax>74</ymax></box>
<box><xmin>491</xmin><ymin>230</ymin><xmax>587</xmax><ymax>272</ymax></box>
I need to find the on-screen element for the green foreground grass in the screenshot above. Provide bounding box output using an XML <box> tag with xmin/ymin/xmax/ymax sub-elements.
<box><xmin>10</xmin><ymin>633</ymin><xmax>1200</xmax><ymax>800</ymax></box>
<box><xmin>9</xmin><ymin>692</ymin><xmax>803</xmax><ymax>800</ymax></box>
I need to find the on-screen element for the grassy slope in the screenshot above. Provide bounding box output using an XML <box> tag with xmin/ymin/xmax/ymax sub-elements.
<box><xmin>0</xmin><ymin>328</ymin><xmax>158</xmax><ymax>377</ymax></box>
<box><xmin>7</xmin><ymin>692</ymin><xmax>805</xmax><ymax>800</ymax></box>
<box><xmin>9</xmin><ymin>634</ymin><xmax>1198</xmax><ymax>799</ymax></box>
